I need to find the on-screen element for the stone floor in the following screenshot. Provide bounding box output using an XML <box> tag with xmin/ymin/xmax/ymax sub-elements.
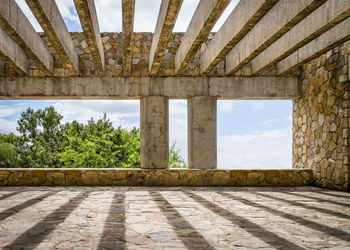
<box><xmin>0</xmin><ymin>186</ymin><xmax>349</xmax><ymax>250</ymax></box>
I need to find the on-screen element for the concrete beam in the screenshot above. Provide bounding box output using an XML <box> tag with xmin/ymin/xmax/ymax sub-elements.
<box><xmin>175</xmin><ymin>0</ymin><xmax>230</xmax><ymax>75</ymax></box>
<box><xmin>188</xmin><ymin>96</ymin><xmax>217</xmax><ymax>169</ymax></box>
<box><xmin>0</xmin><ymin>28</ymin><xmax>29</xmax><ymax>75</ymax></box>
<box><xmin>200</xmin><ymin>0</ymin><xmax>278</xmax><ymax>75</ymax></box>
<box><xmin>25</xmin><ymin>0</ymin><xmax>79</xmax><ymax>75</ymax></box>
<box><xmin>277</xmin><ymin>18</ymin><xmax>350</xmax><ymax>75</ymax></box>
<box><xmin>0</xmin><ymin>0</ymin><xmax>53</xmax><ymax>75</ymax></box>
<box><xmin>122</xmin><ymin>0</ymin><xmax>135</xmax><ymax>77</ymax></box>
<box><xmin>141</xmin><ymin>96</ymin><xmax>169</xmax><ymax>169</ymax></box>
<box><xmin>251</xmin><ymin>0</ymin><xmax>350</xmax><ymax>75</ymax></box>
<box><xmin>74</xmin><ymin>0</ymin><xmax>105</xmax><ymax>76</ymax></box>
<box><xmin>149</xmin><ymin>0</ymin><xmax>183</xmax><ymax>76</ymax></box>
<box><xmin>0</xmin><ymin>76</ymin><xmax>300</xmax><ymax>99</ymax></box>
<box><xmin>225</xmin><ymin>0</ymin><xmax>327</xmax><ymax>75</ymax></box>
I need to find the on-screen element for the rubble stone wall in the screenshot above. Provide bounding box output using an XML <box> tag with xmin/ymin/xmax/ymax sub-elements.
<box><xmin>293</xmin><ymin>41</ymin><xmax>350</xmax><ymax>191</ymax></box>
<box><xmin>0</xmin><ymin>169</ymin><xmax>312</xmax><ymax>186</ymax></box>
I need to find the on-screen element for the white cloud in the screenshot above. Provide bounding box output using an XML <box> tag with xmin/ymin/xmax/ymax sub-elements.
<box><xmin>169</xmin><ymin>100</ymin><xmax>188</xmax><ymax>162</ymax></box>
<box><xmin>0</xmin><ymin>105</ymin><xmax>24</xmax><ymax>118</ymax></box>
<box><xmin>55</xmin><ymin>0</ymin><xmax>79</xmax><ymax>23</ymax></box>
<box><xmin>252</xmin><ymin>101</ymin><xmax>264</xmax><ymax>111</ymax></box>
<box><xmin>0</xmin><ymin>119</ymin><xmax>18</xmax><ymax>135</ymax></box>
<box><xmin>218</xmin><ymin>126</ymin><xmax>292</xmax><ymax>169</ymax></box>
<box><xmin>218</xmin><ymin>100</ymin><xmax>236</xmax><ymax>113</ymax></box>
<box><xmin>95</xmin><ymin>0</ymin><xmax>122</xmax><ymax>32</ymax></box>
<box><xmin>52</xmin><ymin>100</ymin><xmax>140</xmax><ymax>128</ymax></box>
<box><xmin>173</xmin><ymin>0</ymin><xmax>200</xmax><ymax>32</ymax></box>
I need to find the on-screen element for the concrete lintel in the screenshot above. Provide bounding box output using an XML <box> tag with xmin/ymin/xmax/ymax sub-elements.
<box><xmin>122</xmin><ymin>0</ymin><xmax>135</xmax><ymax>77</ymax></box>
<box><xmin>175</xmin><ymin>0</ymin><xmax>230</xmax><ymax>75</ymax></box>
<box><xmin>225</xmin><ymin>0</ymin><xmax>326</xmax><ymax>75</ymax></box>
<box><xmin>149</xmin><ymin>0</ymin><xmax>183</xmax><ymax>76</ymax></box>
<box><xmin>0</xmin><ymin>0</ymin><xmax>53</xmax><ymax>75</ymax></box>
<box><xmin>251</xmin><ymin>0</ymin><xmax>350</xmax><ymax>75</ymax></box>
<box><xmin>0</xmin><ymin>76</ymin><xmax>300</xmax><ymax>99</ymax></box>
<box><xmin>74</xmin><ymin>0</ymin><xmax>105</xmax><ymax>76</ymax></box>
<box><xmin>25</xmin><ymin>0</ymin><xmax>80</xmax><ymax>75</ymax></box>
<box><xmin>277</xmin><ymin>18</ymin><xmax>350</xmax><ymax>75</ymax></box>
<box><xmin>0</xmin><ymin>29</ymin><xmax>29</xmax><ymax>75</ymax></box>
<box><xmin>200</xmin><ymin>0</ymin><xmax>278</xmax><ymax>75</ymax></box>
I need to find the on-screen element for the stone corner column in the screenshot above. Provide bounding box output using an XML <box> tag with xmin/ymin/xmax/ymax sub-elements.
<box><xmin>188</xmin><ymin>96</ymin><xmax>217</xmax><ymax>169</ymax></box>
<box><xmin>140</xmin><ymin>96</ymin><xmax>169</xmax><ymax>169</ymax></box>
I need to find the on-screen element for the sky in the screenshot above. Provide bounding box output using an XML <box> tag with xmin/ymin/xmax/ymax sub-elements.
<box><xmin>1</xmin><ymin>0</ymin><xmax>293</xmax><ymax>169</ymax></box>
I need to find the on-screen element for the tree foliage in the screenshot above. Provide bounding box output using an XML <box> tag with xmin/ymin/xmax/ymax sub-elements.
<box><xmin>0</xmin><ymin>106</ymin><xmax>186</xmax><ymax>168</ymax></box>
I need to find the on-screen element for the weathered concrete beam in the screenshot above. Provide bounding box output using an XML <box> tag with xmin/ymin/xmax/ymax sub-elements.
<box><xmin>74</xmin><ymin>0</ymin><xmax>105</xmax><ymax>76</ymax></box>
<box><xmin>175</xmin><ymin>0</ymin><xmax>230</xmax><ymax>75</ymax></box>
<box><xmin>0</xmin><ymin>76</ymin><xmax>300</xmax><ymax>99</ymax></box>
<box><xmin>225</xmin><ymin>0</ymin><xmax>327</xmax><ymax>75</ymax></box>
<box><xmin>277</xmin><ymin>18</ymin><xmax>350</xmax><ymax>75</ymax></box>
<box><xmin>0</xmin><ymin>28</ymin><xmax>29</xmax><ymax>75</ymax></box>
<box><xmin>122</xmin><ymin>0</ymin><xmax>135</xmax><ymax>77</ymax></box>
<box><xmin>149</xmin><ymin>0</ymin><xmax>183</xmax><ymax>76</ymax></box>
<box><xmin>0</xmin><ymin>0</ymin><xmax>53</xmax><ymax>75</ymax></box>
<box><xmin>200</xmin><ymin>0</ymin><xmax>278</xmax><ymax>75</ymax></box>
<box><xmin>251</xmin><ymin>0</ymin><xmax>350</xmax><ymax>75</ymax></box>
<box><xmin>25</xmin><ymin>0</ymin><xmax>79</xmax><ymax>75</ymax></box>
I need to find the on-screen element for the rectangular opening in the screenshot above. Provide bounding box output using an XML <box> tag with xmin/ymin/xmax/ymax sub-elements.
<box><xmin>217</xmin><ymin>100</ymin><xmax>292</xmax><ymax>169</ymax></box>
<box><xmin>0</xmin><ymin>100</ymin><xmax>141</xmax><ymax>168</ymax></box>
<box><xmin>169</xmin><ymin>99</ymin><xmax>188</xmax><ymax>168</ymax></box>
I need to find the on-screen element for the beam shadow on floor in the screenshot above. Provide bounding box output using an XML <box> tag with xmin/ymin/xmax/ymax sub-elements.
<box><xmin>252</xmin><ymin>191</ymin><xmax>350</xmax><ymax>219</ymax></box>
<box><xmin>0</xmin><ymin>191</ymin><xmax>21</xmax><ymax>201</ymax></box>
<box><xmin>98</xmin><ymin>192</ymin><xmax>126</xmax><ymax>250</ymax></box>
<box><xmin>221</xmin><ymin>192</ymin><xmax>350</xmax><ymax>243</ymax></box>
<box><xmin>149</xmin><ymin>191</ymin><xmax>215</xmax><ymax>250</ymax></box>
<box><xmin>284</xmin><ymin>191</ymin><xmax>350</xmax><ymax>208</ymax></box>
<box><xmin>0</xmin><ymin>191</ymin><xmax>57</xmax><ymax>221</ymax></box>
<box><xmin>5</xmin><ymin>191</ymin><xmax>90</xmax><ymax>249</ymax></box>
<box><xmin>182</xmin><ymin>190</ymin><xmax>304</xmax><ymax>250</ymax></box>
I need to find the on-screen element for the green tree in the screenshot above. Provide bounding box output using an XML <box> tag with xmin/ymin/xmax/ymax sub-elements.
<box><xmin>3</xmin><ymin>106</ymin><xmax>187</xmax><ymax>169</ymax></box>
<box><xmin>16</xmin><ymin>107</ymin><xmax>62</xmax><ymax>168</ymax></box>
<box><xmin>57</xmin><ymin>114</ymin><xmax>140</xmax><ymax>168</ymax></box>
<box><xmin>169</xmin><ymin>142</ymin><xmax>187</xmax><ymax>168</ymax></box>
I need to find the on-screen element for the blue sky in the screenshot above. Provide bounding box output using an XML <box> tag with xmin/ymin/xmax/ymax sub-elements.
<box><xmin>1</xmin><ymin>0</ymin><xmax>292</xmax><ymax>169</ymax></box>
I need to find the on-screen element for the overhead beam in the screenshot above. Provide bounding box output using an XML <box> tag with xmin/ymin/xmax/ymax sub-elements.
<box><xmin>0</xmin><ymin>29</ymin><xmax>29</xmax><ymax>75</ymax></box>
<box><xmin>277</xmin><ymin>18</ymin><xmax>350</xmax><ymax>75</ymax></box>
<box><xmin>25</xmin><ymin>0</ymin><xmax>80</xmax><ymax>75</ymax></box>
<box><xmin>200</xmin><ymin>0</ymin><xmax>278</xmax><ymax>75</ymax></box>
<box><xmin>251</xmin><ymin>0</ymin><xmax>350</xmax><ymax>75</ymax></box>
<box><xmin>0</xmin><ymin>76</ymin><xmax>300</xmax><ymax>100</ymax></box>
<box><xmin>149</xmin><ymin>0</ymin><xmax>183</xmax><ymax>76</ymax></box>
<box><xmin>0</xmin><ymin>0</ymin><xmax>53</xmax><ymax>75</ymax></box>
<box><xmin>225</xmin><ymin>0</ymin><xmax>327</xmax><ymax>75</ymax></box>
<box><xmin>175</xmin><ymin>0</ymin><xmax>230</xmax><ymax>75</ymax></box>
<box><xmin>74</xmin><ymin>0</ymin><xmax>105</xmax><ymax>76</ymax></box>
<box><xmin>122</xmin><ymin>0</ymin><xmax>135</xmax><ymax>76</ymax></box>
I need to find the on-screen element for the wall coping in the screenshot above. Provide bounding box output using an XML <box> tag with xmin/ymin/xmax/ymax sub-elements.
<box><xmin>0</xmin><ymin>169</ymin><xmax>313</xmax><ymax>186</ymax></box>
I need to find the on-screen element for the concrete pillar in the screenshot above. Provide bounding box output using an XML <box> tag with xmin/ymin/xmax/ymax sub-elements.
<box><xmin>140</xmin><ymin>96</ymin><xmax>169</xmax><ymax>169</ymax></box>
<box><xmin>188</xmin><ymin>96</ymin><xmax>217</xmax><ymax>169</ymax></box>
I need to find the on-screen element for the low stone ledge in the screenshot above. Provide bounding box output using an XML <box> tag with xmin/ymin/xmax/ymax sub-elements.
<box><xmin>0</xmin><ymin>169</ymin><xmax>313</xmax><ymax>186</ymax></box>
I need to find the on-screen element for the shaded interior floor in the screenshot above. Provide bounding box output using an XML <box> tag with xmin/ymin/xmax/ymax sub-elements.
<box><xmin>0</xmin><ymin>186</ymin><xmax>349</xmax><ymax>249</ymax></box>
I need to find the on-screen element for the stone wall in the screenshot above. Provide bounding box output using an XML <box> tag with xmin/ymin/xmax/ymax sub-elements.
<box><xmin>293</xmin><ymin>41</ymin><xmax>350</xmax><ymax>191</ymax></box>
<box><xmin>0</xmin><ymin>169</ymin><xmax>312</xmax><ymax>186</ymax></box>
<box><xmin>2</xmin><ymin>32</ymin><xmax>227</xmax><ymax>77</ymax></box>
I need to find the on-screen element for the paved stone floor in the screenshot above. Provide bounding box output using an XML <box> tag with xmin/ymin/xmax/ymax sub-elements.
<box><xmin>0</xmin><ymin>186</ymin><xmax>349</xmax><ymax>250</ymax></box>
